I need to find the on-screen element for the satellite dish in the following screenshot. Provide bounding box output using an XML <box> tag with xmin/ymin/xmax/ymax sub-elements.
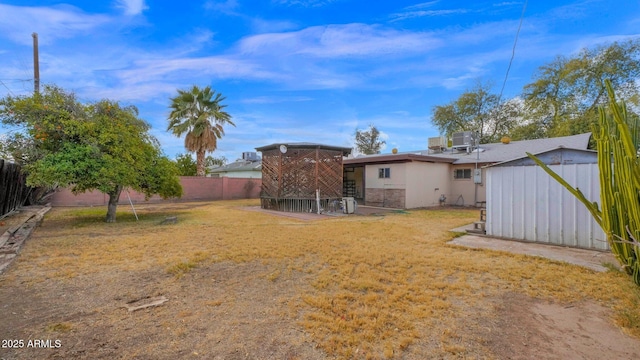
<box><xmin>279</xmin><ymin>144</ymin><xmax>288</xmax><ymax>153</ymax></box>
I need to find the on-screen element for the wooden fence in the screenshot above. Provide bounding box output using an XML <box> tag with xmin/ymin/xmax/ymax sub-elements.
<box><xmin>0</xmin><ymin>159</ymin><xmax>30</xmax><ymax>218</ymax></box>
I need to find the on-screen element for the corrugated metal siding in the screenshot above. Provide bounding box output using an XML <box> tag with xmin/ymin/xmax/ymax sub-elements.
<box><xmin>486</xmin><ymin>164</ymin><xmax>607</xmax><ymax>250</ymax></box>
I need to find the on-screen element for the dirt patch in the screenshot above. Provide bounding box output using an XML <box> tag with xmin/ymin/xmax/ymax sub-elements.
<box><xmin>0</xmin><ymin>261</ymin><xmax>327</xmax><ymax>360</ymax></box>
<box><xmin>478</xmin><ymin>292</ymin><xmax>640</xmax><ymax>360</ymax></box>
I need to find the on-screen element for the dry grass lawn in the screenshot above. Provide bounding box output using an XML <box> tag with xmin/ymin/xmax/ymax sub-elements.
<box><xmin>1</xmin><ymin>199</ymin><xmax>639</xmax><ymax>359</ymax></box>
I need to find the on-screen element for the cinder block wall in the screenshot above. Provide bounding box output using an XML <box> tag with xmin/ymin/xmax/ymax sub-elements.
<box><xmin>365</xmin><ymin>188</ymin><xmax>406</xmax><ymax>208</ymax></box>
<box><xmin>49</xmin><ymin>177</ymin><xmax>262</xmax><ymax>206</ymax></box>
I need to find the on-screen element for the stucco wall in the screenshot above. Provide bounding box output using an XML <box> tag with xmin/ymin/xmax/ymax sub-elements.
<box><xmin>404</xmin><ymin>162</ymin><xmax>451</xmax><ymax>208</ymax></box>
<box><xmin>449</xmin><ymin>163</ymin><xmax>487</xmax><ymax>207</ymax></box>
<box><xmin>50</xmin><ymin>177</ymin><xmax>262</xmax><ymax>206</ymax></box>
<box><xmin>364</xmin><ymin>163</ymin><xmax>406</xmax><ymax>189</ymax></box>
<box><xmin>364</xmin><ymin>163</ymin><xmax>406</xmax><ymax>207</ymax></box>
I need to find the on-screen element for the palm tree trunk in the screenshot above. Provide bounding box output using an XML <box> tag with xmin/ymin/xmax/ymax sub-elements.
<box><xmin>196</xmin><ymin>149</ymin><xmax>206</xmax><ymax>177</ymax></box>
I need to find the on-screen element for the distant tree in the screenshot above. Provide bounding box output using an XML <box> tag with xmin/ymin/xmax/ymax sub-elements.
<box><xmin>167</xmin><ymin>85</ymin><xmax>235</xmax><ymax>176</ymax></box>
<box><xmin>206</xmin><ymin>155</ymin><xmax>227</xmax><ymax>168</ymax></box>
<box><xmin>431</xmin><ymin>81</ymin><xmax>517</xmax><ymax>143</ymax></box>
<box><xmin>1</xmin><ymin>86</ymin><xmax>182</xmax><ymax>222</ymax></box>
<box><xmin>520</xmin><ymin>39</ymin><xmax>640</xmax><ymax>139</ymax></box>
<box><xmin>0</xmin><ymin>133</ymin><xmax>39</xmax><ymax>165</ymax></box>
<box><xmin>175</xmin><ymin>153</ymin><xmax>197</xmax><ymax>176</ymax></box>
<box><xmin>355</xmin><ymin>124</ymin><xmax>385</xmax><ymax>155</ymax></box>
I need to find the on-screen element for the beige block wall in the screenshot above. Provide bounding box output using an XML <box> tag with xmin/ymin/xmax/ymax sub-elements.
<box><xmin>405</xmin><ymin>162</ymin><xmax>451</xmax><ymax>208</ymax></box>
<box><xmin>449</xmin><ymin>163</ymin><xmax>487</xmax><ymax>207</ymax></box>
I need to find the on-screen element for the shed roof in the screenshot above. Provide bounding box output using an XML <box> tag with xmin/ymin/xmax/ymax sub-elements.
<box><xmin>256</xmin><ymin>142</ymin><xmax>352</xmax><ymax>155</ymax></box>
<box><xmin>487</xmin><ymin>146</ymin><xmax>598</xmax><ymax>167</ymax></box>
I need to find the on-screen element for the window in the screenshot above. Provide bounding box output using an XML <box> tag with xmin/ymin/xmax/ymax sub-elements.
<box><xmin>378</xmin><ymin>167</ymin><xmax>390</xmax><ymax>178</ymax></box>
<box><xmin>454</xmin><ymin>168</ymin><xmax>471</xmax><ymax>179</ymax></box>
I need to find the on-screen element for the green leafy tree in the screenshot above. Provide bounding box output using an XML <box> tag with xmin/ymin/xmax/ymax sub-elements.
<box><xmin>175</xmin><ymin>153</ymin><xmax>197</xmax><ymax>176</ymax></box>
<box><xmin>528</xmin><ymin>81</ymin><xmax>640</xmax><ymax>285</ymax></box>
<box><xmin>167</xmin><ymin>85</ymin><xmax>235</xmax><ymax>176</ymax></box>
<box><xmin>206</xmin><ymin>155</ymin><xmax>227</xmax><ymax>168</ymax></box>
<box><xmin>520</xmin><ymin>39</ymin><xmax>640</xmax><ymax>139</ymax></box>
<box><xmin>431</xmin><ymin>81</ymin><xmax>518</xmax><ymax>143</ymax></box>
<box><xmin>0</xmin><ymin>133</ymin><xmax>40</xmax><ymax>165</ymax></box>
<box><xmin>355</xmin><ymin>124</ymin><xmax>385</xmax><ymax>155</ymax></box>
<box><xmin>1</xmin><ymin>86</ymin><xmax>182</xmax><ymax>222</ymax></box>
<box><xmin>0</xmin><ymin>85</ymin><xmax>84</xmax><ymax>165</ymax></box>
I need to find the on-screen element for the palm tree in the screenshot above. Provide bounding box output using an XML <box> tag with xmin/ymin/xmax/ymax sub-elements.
<box><xmin>167</xmin><ymin>85</ymin><xmax>234</xmax><ymax>176</ymax></box>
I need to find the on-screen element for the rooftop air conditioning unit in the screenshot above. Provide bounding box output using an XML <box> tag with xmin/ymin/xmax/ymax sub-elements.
<box><xmin>242</xmin><ymin>152</ymin><xmax>259</xmax><ymax>161</ymax></box>
<box><xmin>428</xmin><ymin>136</ymin><xmax>446</xmax><ymax>151</ymax></box>
<box><xmin>451</xmin><ymin>131</ymin><xmax>476</xmax><ymax>150</ymax></box>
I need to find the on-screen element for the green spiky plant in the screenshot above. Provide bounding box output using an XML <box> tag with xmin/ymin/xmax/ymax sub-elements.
<box><xmin>527</xmin><ymin>80</ymin><xmax>640</xmax><ymax>286</ymax></box>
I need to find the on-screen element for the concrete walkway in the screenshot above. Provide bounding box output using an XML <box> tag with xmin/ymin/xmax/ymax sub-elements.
<box><xmin>448</xmin><ymin>223</ymin><xmax>617</xmax><ymax>272</ymax></box>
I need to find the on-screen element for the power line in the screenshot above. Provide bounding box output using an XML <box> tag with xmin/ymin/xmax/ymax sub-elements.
<box><xmin>0</xmin><ymin>79</ymin><xmax>15</xmax><ymax>96</ymax></box>
<box><xmin>498</xmin><ymin>0</ymin><xmax>528</xmax><ymax>104</ymax></box>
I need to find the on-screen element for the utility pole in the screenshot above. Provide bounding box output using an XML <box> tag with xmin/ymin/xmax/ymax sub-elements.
<box><xmin>32</xmin><ymin>32</ymin><xmax>39</xmax><ymax>94</ymax></box>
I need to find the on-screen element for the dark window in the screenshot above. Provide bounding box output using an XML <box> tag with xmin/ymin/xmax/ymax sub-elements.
<box><xmin>454</xmin><ymin>169</ymin><xmax>472</xmax><ymax>179</ymax></box>
<box><xmin>378</xmin><ymin>167</ymin><xmax>390</xmax><ymax>178</ymax></box>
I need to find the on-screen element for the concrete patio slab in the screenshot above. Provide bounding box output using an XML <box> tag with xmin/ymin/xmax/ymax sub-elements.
<box><xmin>448</xmin><ymin>226</ymin><xmax>617</xmax><ymax>272</ymax></box>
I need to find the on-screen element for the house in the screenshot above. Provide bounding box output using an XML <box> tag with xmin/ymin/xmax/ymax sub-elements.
<box><xmin>208</xmin><ymin>152</ymin><xmax>262</xmax><ymax>179</ymax></box>
<box><xmin>343</xmin><ymin>133</ymin><xmax>592</xmax><ymax>209</ymax></box>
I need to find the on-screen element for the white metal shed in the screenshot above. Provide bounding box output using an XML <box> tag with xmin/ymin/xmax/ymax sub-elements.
<box><xmin>485</xmin><ymin>147</ymin><xmax>607</xmax><ymax>250</ymax></box>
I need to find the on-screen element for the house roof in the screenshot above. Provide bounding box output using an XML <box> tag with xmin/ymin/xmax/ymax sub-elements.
<box><xmin>345</xmin><ymin>133</ymin><xmax>592</xmax><ymax>166</ymax></box>
<box><xmin>209</xmin><ymin>160</ymin><xmax>262</xmax><ymax>173</ymax></box>
<box><xmin>429</xmin><ymin>133</ymin><xmax>592</xmax><ymax>164</ymax></box>
<box><xmin>255</xmin><ymin>142</ymin><xmax>352</xmax><ymax>155</ymax></box>
<box><xmin>343</xmin><ymin>153</ymin><xmax>456</xmax><ymax>166</ymax></box>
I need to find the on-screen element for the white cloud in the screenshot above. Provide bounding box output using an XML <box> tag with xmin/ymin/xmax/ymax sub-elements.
<box><xmin>0</xmin><ymin>4</ymin><xmax>111</xmax><ymax>45</ymax></box>
<box><xmin>115</xmin><ymin>0</ymin><xmax>148</xmax><ymax>16</ymax></box>
<box><xmin>404</xmin><ymin>1</ymin><xmax>440</xmax><ymax>11</ymax></box>
<box><xmin>115</xmin><ymin>56</ymin><xmax>283</xmax><ymax>85</ymax></box>
<box><xmin>250</xmin><ymin>18</ymin><xmax>299</xmax><ymax>33</ymax></box>
<box><xmin>240</xmin><ymin>95</ymin><xmax>313</xmax><ymax>104</ymax></box>
<box><xmin>391</xmin><ymin>9</ymin><xmax>468</xmax><ymax>22</ymax></box>
<box><xmin>238</xmin><ymin>23</ymin><xmax>440</xmax><ymax>58</ymax></box>
<box><xmin>204</xmin><ymin>0</ymin><xmax>239</xmax><ymax>15</ymax></box>
<box><xmin>272</xmin><ymin>0</ymin><xmax>338</xmax><ymax>7</ymax></box>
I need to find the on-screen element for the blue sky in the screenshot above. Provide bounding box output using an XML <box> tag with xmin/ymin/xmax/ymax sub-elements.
<box><xmin>1</xmin><ymin>0</ymin><xmax>639</xmax><ymax>161</ymax></box>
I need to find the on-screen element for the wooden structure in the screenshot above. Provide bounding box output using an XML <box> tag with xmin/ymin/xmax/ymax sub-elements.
<box><xmin>0</xmin><ymin>159</ymin><xmax>30</xmax><ymax>218</ymax></box>
<box><xmin>256</xmin><ymin>143</ymin><xmax>352</xmax><ymax>212</ymax></box>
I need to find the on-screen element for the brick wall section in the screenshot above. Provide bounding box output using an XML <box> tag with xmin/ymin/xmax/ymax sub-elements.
<box><xmin>50</xmin><ymin>177</ymin><xmax>262</xmax><ymax>206</ymax></box>
<box><xmin>365</xmin><ymin>188</ymin><xmax>406</xmax><ymax>208</ymax></box>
